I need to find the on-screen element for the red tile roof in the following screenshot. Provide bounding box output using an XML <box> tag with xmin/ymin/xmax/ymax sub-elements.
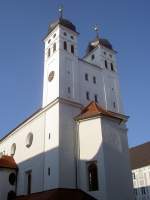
<box><xmin>130</xmin><ymin>142</ymin><xmax>150</xmax><ymax>170</ymax></box>
<box><xmin>15</xmin><ymin>188</ymin><xmax>96</xmax><ymax>200</ymax></box>
<box><xmin>0</xmin><ymin>155</ymin><xmax>17</xmax><ymax>169</ymax></box>
<box><xmin>75</xmin><ymin>101</ymin><xmax>127</xmax><ymax>122</ymax></box>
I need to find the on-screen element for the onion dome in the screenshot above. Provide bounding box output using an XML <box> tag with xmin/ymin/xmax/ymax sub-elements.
<box><xmin>48</xmin><ymin>18</ymin><xmax>77</xmax><ymax>34</ymax></box>
<box><xmin>86</xmin><ymin>37</ymin><xmax>113</xmax><ymax>55</ymax></box>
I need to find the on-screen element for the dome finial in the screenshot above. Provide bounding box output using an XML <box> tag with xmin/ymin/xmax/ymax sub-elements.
<box><xmin>58</xmin><ymin>5</ymin><xmax>64</xmax><ymax>19</ymax></box>
<box><xmin>93</xmin><ymin>25</ymin><xmax>100</xmax><ymax>39</ymax></box>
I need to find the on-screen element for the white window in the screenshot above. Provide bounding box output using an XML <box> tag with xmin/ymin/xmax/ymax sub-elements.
<box><xmin>11</xmin><ymin>143</ymin><xmax>16</xmax><ymax>156</ymax></box>
<box><xmin>87</xmin><ymin>161</ymin><xmax>99</xmax><ymax>191</ymax></box>
<box><xmin>26</xmin><ymin>133</ymin><xmax>33</xmax><ymax>148</ymax></box>
<box><xmin>47</xmin><ymin>48</ymin><xmax>51</xmax><ymax>57</ymax></box>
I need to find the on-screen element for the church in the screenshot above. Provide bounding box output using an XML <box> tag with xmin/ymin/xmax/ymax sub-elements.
<box><xmin>0</xmin><ymin>9</ymin><xmax>134</xmax><ymax>200</ymax></box>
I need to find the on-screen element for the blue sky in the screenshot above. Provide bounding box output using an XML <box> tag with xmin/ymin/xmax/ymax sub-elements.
<box><xmin>0</xmin><ymin>0</ymin><xmax>149</xmax><ymax>147</ymax></box>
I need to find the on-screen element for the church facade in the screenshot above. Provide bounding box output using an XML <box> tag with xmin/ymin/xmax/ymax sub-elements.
<box><xmin>0</xmin><ymin>14</ymin><xmax>133</xmax><ymax>200</ymax></box>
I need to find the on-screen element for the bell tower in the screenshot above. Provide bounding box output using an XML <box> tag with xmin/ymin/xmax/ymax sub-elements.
<box><xmin>42</xmin><ymin>8</ymin><xmax>79</xmax><ymax>108</ymax></box>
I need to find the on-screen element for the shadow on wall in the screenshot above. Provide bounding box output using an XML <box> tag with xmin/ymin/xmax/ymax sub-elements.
<box><xmin>3</xmin><ymin>137</ymin><xmax>134</xmax><ymax>200</ymax></box>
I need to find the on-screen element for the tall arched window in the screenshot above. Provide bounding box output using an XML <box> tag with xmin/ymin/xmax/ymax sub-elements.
<box><xmin>85</xmin><ymin>73</ymin><xmax>88</xmax><ymax>81</ymax></box>
<box><xmin>105</xmin><ymin>60</ymin><xmax>108</xmax><ymax>69</ymax></box>
<box><xmin>26</xmin><ymin>133</ymin><xmax>33</xmax><ymax>148</ymax></box>
<box><xmin>64</xmin><ymin>41</ymin><xmax>67</xmax><ymax>50</ymax></box>
<box><xmin>47</xmin><ymin>48</ymin><xmax>51</xmax><ymax>57</ymax></box>
<box><xmin>53</xmin><ymin>43</ymin><xmax>56</xmax><ymax>52</ymax></box>
<box><xmin>71</xmin><ymin>45</ymin><xmax>74</xmax><ymax>54</ymax></box>
<box><xmin>87</xmin><ymin>162</ymin><xmax>99</xmax><ymax>191</ymax></box>
<box><xmin>111</xmin><ymin>63</ymin><xmax>114</xmax><ymax>71</ymax></box>
<box><xmin>11</xmin><ymin>143</ymin><xmax>16</xmax><ymax>156</ymax></box>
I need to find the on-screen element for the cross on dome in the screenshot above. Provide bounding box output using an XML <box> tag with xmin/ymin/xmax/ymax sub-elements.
<box><xmin>58</xmin><ymin>5</ymin><xmax>64</xmax><ymax>19</ymax></box>
<box><xmin>93</xmin><ymin>25</ymin><xmax>100</xmax><ymax>39</ymax></box>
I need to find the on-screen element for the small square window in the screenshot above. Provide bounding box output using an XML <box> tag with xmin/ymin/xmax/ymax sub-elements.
<box><xmin>53</xmin><ymin>33</ymin><xmax>56</xmax><ymax>38</ymax></box>
<box><xmin>71</xmin><ymin>35</ymin><xmax>74</xmax><ymax>40</ymax></box>
<box><xmin>64</xmin><ymin>32</ymin><xmax>67</xmax><ymax>36</ymax></box>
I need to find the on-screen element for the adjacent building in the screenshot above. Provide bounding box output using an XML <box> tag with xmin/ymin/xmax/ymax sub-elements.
<box><xmin>130</xmin><ymin>142</ymin><xmax>150</xmax><ymax>200</ymax></box>
<box><xmin>0</xmin><ymin>12</ymin><xmax>133</xmax><ymax>200</ymax></box>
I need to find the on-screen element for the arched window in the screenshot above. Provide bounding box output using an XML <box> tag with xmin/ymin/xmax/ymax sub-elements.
<box><xmin>71</xmin><ymin>45</ymin><xmax>74</xmax><ymax>54</ymax></box>
<box><xmin>111</xmin><ymin>63</ymin><xmax>114</xmax><ymax>71</ymax></box>
<box><xmin>86</xmin><ymin>91</ymin><xmax>90</xmax><ymax>100</ymax></box>
<box><xmin>93</xmin><ymin>76</ymin><xmax>96</xmax><ymax>84</ymax></box>
<box><xmin>85</xmin><ymin>73</ymin><xmax>88</xmax><ymax>81</ymax></box>
<box><xmin>94</xmin><ymin>94</ymin><xmax>98</xmax><ymax>103</ymax></box>
<box><xmin>64</xmin><ymin>41</ymin><xmax>67</xmax><ymax>50</ymax></box>
<box><xmin>26</xmin><ymin>133</ymin><xmax>33</xmax><ymax>148</ymax></box>
<box><xmin>47</xmin><ymin>48</ymin><xmax>50</xmax><ymax>57</ymax></box>
<box><xmin>91</xmin><ymin>54</ymin><xmax>95</xmax><ymax>60</ymax></box>
<box><xmin>87</xmin><ymin>162</ymin><xmax>99</xmax><ymax>191</ymax></box>
<box><xmin>53</xmin><ymin>43</ymin><xmax>56</xmax><ymax>52</ymax></box>
<box><xmin>11</xmin><ymin>143</ymin><xmax>16</xmax><ymax>156</ymax></box>
<box><xmin>105</xmin><ymin>60</ymin><xmax>108</xmax><ymax>69</ymax></box>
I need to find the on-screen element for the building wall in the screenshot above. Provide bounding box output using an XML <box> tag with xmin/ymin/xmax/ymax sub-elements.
<box><xmin>0</xmin><ymin>169</ymin><xmax>16</xmax><ymax>200</ymax></box>
<box><xmin>42</xmin><ymin>26</ymin><xmax>60</xmax><ymax>107</ymax></box>
<box><xmin>0</xmin><ymin>112</ymin><xmax>45</xmax><ymax>195</ymax></box>
<box><xmin>77</xmin><ymin>117</ymin><xmax>106</xmax><ymax>200</ymax></box>
<box><xmin>43</xmin><ymin>102</ymin><xmax>60</xmax><ymax>190</ymax></box>
<box><xmin>101</xmin><ymin>117</ymin><xmax>134</xmax><ymax>200</ymax></box>
<box><xmin>0</xmin><ymin>102</ymin><xmax>61</xmax><ymax>196</ymax></box>
<box><xmin>59</xmin><ymin>101</ymin><xmax>81</xmax><ymax>188</ymax></box>
<box><xmin>132</xmin><ymin>165</ymin><xmax>150</xmax><ymax>200</ymax></box>
<box><xmin>83</xmin><ymin>43</ymin><xmax>123</xmax><ymax>114</ymax></box>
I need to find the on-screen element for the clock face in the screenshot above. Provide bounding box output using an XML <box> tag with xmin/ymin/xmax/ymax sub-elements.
<box><xmin>48</xmin><ymin>71</ymin><xmax>55</xmax><ymax>82</ymax></box>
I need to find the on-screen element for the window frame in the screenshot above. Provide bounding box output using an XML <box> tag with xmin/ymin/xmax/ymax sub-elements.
<box><xmin>53</xmin><ymin>43</ymin><xmax>56</xmax><ymax>52</ymax></box>
<box><xmin>85</xmin><ymin>73</ymin><xmax>89</xmax><ymax>81</ymax></box>
<box><xmin>64</xmin><ymin>41</ymin><xmax>67</xmax><ymax>50</ymax></box>
<box><xmin>87</xmin><ymin>161</ymin><xmax>99</xmax><ymax>191</ymax></box>
<box><xmin>71</xmin><ymin>45</ymin><xmax>74</xmax><ymax>54</ymax></box>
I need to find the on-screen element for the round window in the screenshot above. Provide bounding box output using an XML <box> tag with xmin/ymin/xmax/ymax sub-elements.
<box><xmin>10</xmin><ymin>143</ymin><xmax>16</xmax><ymax>156</ymax></box>
<box><xmin>9</xmin><ymin>173</ymin><xmax>16</xmax><ymax>185</ymax></box>
<box><xmin>26</xmin><ymin>133</ymin><xmax>33</xmax><ymax>148</ymax></box>
<box><xmin>48</xmin><ymin>71</ymin><xmax>55</xmax><ymax>82</ymax></box>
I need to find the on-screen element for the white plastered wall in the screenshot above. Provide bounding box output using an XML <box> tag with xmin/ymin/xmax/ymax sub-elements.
<box><xmin>77</xmin><ymin>117</ymin><xmax>106</xmax><ymax>200</ymax></box>
<box><xmin>0</xmin><ymin>169</ymin><xmax>16</xmax><ymax>200</ymax></box>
